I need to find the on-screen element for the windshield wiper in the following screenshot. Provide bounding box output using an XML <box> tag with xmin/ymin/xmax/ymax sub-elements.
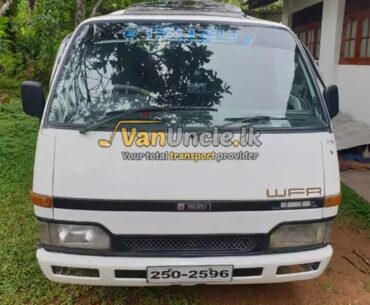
<box><xmin>212</xmin><ymin>115</ymin><xmax>288</xmax><ymax>131</ymax></box>
<box><xmin>79</xmin><ymin>106</ymin><xmax>218</xmax><ymax>134</ymax></box>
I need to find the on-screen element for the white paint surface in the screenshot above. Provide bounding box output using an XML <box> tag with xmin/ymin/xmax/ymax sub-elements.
<box><xmin>318</xmin><ymin>0</ymin><xmax>345</xmax><ymax>85</ymax></box>
<box><xmin>50</xmin><ymin>130</ymin><xmax>328</xmax><ymax>200</ymax></box>
<box><xmin>337</xmin><ymin>65</ymin><xmax>370</xmax><ymax>125</ymax></box>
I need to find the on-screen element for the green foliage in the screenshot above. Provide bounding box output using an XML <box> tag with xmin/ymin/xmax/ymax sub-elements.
<box><xmin>339</xmin><ymin>183</ymin><xmax>370</xmax><ymax>230</ymax></box>
<box><xmin>0</xmin><ymin>16</ymin><xmax>20</xmax><ymax>77</ymax></box>
<box><xmin>0</xmin><ymin>0</ymin><xmax>156</xmax><ymax>88</ymax></box>
<box><xmin>10</xmin><ymin>0</ymin><xmax>75</xmax><ymax>84</ymax></box>
<box><xmin>247</xmin><ymin>0</ymin><xmax>282</xmax><ymax>13</ymax></box>
<box><xmin>221</xmin><ymin>0</ymin><xmax>282</xmax><ymax>14</ymax></box>
<box><xmin>0</xmin><ymin>17</ymin><xmax>10</xmax><ymax>39</ymax></box>
<box><xmin>91</xmin><ymin>0</ymin><xmax>141</xmax><ymax>15</ymax></box>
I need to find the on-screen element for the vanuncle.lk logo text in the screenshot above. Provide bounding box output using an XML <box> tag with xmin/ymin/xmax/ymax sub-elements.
<box><xmin>98</xmin><ymin>120</ymin><xmax>263</xmax><ymax>148</ymax></box>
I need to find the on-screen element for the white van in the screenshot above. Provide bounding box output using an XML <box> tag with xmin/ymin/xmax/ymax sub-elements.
<box><xmin>21</xmin><ymin>0</ymin><xmax>341</xmax><ymax>286</ymax></box>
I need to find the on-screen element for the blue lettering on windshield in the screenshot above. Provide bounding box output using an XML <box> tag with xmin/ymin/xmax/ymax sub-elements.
<box><xmin>123</xmin><ymin>28</ymin><xmax>137</xmax><ymax>39</ymax></box>
<box><xmin>122</xmin><ymin>26</ymin><xmax>239</xmax><ymax>43</ymax></box>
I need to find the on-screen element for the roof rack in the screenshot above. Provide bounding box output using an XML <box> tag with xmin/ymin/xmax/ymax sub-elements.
<box><xmin>122</xmin><ymin>0</ymin><xmax>246</xmax><ymax>18</ymax></box>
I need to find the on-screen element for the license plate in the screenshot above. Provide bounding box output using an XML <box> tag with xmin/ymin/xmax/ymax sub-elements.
<box><xmin>147</xmin><ymin>265</ymin><xmax>233</xmax><ymax>283</ymax></box>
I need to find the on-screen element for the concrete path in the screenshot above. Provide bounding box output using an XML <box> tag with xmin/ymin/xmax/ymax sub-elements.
<box><xmin>332</xmin><ymin>113</ymin><xmax>370</xmax><ymax>150</ymax></box>
<box><xmin>341</xmin><ymin>170</ymin><xmax>370</xmax><ymax>202</ymax></box>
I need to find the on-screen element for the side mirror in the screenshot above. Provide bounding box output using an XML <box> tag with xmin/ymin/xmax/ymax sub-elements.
<box><xmin>21</xmin><ymin>81</ymin><xmax>45</xmax><ymax>118</ymax></box>
<box><xmin>323</xmin><ymin>85</ymin><xmax>339</xmax><ymax>119</ymax></box>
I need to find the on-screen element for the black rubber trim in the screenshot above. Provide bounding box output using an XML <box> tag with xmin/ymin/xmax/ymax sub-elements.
<box><xmin>114</xmin><ymin>267</ymin><xmax>263</xmax><ymax>279</ymax></box>
<box><xmin>115</xmin><ymin>269</ymin><xmax>146</xmax><ymax>278</ymax></box>
<box><xmin>233</xmin><ymin>267</ymin><xmax>263</xmax><ymax>277</ymax></box>
<box><xmin>111</xmin><ymin>234</ymin><xmax>268</xmax><ymax>256</ymax></box>
<box><xmin>40</xmin><ymin>242</ymin><xmax>329</xmax><ymax>258</ymax></box>
<box><xmin>53</xmin><ymin>197</ymin><xmax>324</xmax><ymax>212</ymax></box>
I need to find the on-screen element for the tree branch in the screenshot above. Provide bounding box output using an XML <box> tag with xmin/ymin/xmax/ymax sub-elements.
<box><xmin>90</xmin><ymin>0</ymin><xmax>104</xmax><ymax>17</ymax></box>
<box><xmin>75</xmin><ymin>0</ymin><xmax>86</xmax><ymax>26</ymax></box>
<box><xmin>28</xmin><ymin>0</ymin><xmax>36</xmax><ymax>11</ymax></box>
<box><xmin>0</xmin><ymin>0</ymin><xmax>14</xmax><ymax>17</ymax></box>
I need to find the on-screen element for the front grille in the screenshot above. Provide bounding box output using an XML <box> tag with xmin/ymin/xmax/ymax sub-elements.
<box><xmin>114</xmin><ymin>235</ymin><xmax>267</xmax><ymax>256</ymax></box>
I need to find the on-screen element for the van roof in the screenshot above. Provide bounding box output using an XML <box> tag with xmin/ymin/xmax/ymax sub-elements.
<box><xmin>115</xmin><ymin>0</ymin><xmax>247</xmax><ymax>18</ymax></box>
<box><xmin>87</xmin><ymin>0</ymin><xmax>286</xmax><ymax>31</ymax></box>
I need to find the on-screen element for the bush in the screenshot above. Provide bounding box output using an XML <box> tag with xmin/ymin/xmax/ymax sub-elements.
<box><xmin>0</xmin><ymin>17</ymin><xmax>21</xmax><ymax>78</ymax></box>
<box><xmin>0</xmin><ymin>0</ymin><xmax>76</xmax><ymax>87</ymax></box>
<box><xmin>0</xmin><ymin>0</ymin><xmax>236</xmax><ymax>88</ymax></box>
<box><xmin>10</xmin><ymin>0</ymin><xmax>75</xmax><ymax>85</ymax></box>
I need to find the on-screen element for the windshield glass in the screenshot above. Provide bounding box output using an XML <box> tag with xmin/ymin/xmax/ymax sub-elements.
<box><xmin>47</xmin><ymin>21</ymin><xmax>328</xmax><ymax>130</ymax></box>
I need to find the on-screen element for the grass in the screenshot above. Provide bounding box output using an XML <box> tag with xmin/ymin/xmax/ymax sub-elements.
<box><xmin>0</xmin><ymin>91</ymin><xmax>369</xmax><ymax>304</ymax></box>
<box><xmin>338</xmin><ymin>184</ymin><xmax>370</xmax><ymax>230</ymax></box>
<box><xmin>0</xmin><ymin>77</ymin><xmax>21</xmax><ymax>100</ymax></box>
<box><xmin>364</xmin><ymin>281</ymin><xmax>370</xmax><ymax>293</ymax></box>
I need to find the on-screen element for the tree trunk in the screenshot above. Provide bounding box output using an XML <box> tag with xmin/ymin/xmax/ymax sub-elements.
<box><xmin>0</xmin><ymin>0</ymin><xmax>14</xmax><ymax>17</ymax></box>
<box><xmin>75</xmin><ymin>0</ymin><xmax>86</xmax><ymax>26</ymax></box>
<box><xmin>28</xmin><ymin>0</ymin><xmax>36</xmax><ymax>11</ymax></box>
<box><xmin>90</xmin><ymin>0</ymin><xmax>104</xmax><ymax>17</ymax></box>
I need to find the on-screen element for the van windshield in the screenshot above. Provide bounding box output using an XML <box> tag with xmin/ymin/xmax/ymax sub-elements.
<box><xmin>47</xmin><ymin>21</ymin><xmax>328</xmax><ymax>130</ymax></box>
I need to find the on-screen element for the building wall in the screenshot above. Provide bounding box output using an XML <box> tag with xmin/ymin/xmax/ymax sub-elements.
<box><xmin>283</xmin><ymin>0</ymin><xmax>370</xmax><ymax>126</ymax></box>
<box><xmin>337</xmin><ymin>66</ymin><xmax>370</xmax><ymax>124</ymax></box>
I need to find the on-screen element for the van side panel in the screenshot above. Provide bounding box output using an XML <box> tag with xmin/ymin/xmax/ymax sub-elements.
<box><xmin>321</xmin><ymin>137</ymin><xmax>341</xmax><ymax>197</ymax></box>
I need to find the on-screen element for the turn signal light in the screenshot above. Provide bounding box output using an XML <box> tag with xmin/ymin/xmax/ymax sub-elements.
<box><xmin>324</xmin><ymin>193</ymin><xmax>341</xmax><ymax>207</ymax></box>
<box><xmin>30</xmin><ymin>191</ymin><xmax>53</xmax><ymax>208</ymax></box>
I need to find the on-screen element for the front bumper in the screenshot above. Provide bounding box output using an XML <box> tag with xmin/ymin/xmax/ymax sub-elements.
<box><xmin>37</xmin><ymin>245</ymin><xmax>333</xmax><ymax>286</ymax></box>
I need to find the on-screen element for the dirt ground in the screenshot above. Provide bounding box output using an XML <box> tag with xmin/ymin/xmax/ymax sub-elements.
<box><xmin>192</xmin><ymin>225</ymin><xmax>370</xmax><ymax>305</ymax></box>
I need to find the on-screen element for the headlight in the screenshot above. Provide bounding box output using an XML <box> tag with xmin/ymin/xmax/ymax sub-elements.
<box><xmin>38</xmin><ymin>221</ymin><xmax>110</xmax><ymax>250</ymax></box>
<box><xmin>269</xmin><ymin>221</ymin><xmax>333</xmax><ymax>249</ymax></box>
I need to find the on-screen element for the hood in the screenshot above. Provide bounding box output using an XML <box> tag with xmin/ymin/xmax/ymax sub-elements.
<box><xmin>50</xmin><ymin>129</ymin><xmax>328</xmax><ymax>201</ymax></box>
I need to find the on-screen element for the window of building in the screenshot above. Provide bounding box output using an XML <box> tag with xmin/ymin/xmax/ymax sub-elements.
<box><xmin>360</xmin><ymin>17</ymin><xmax>370</xmax><ymax>58</ymax></box>
<box><xmin>292</xmin><ymin>3</ymin><xmax>323</xmax><ymax>60</ymax></box>
<box><xmin>342</xmin><ymin>19</ymin><xmax>357</xmax><ymax>59</ymax></box>
<box><xmin>340</xmin><ymin>0</ymin><xmax>370</xmax><ymax>65</ymax></box>
<box><xmin>295</xmin><ymin>24</ymin><xmax>321</xmax><ymax>60</ymax></box>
